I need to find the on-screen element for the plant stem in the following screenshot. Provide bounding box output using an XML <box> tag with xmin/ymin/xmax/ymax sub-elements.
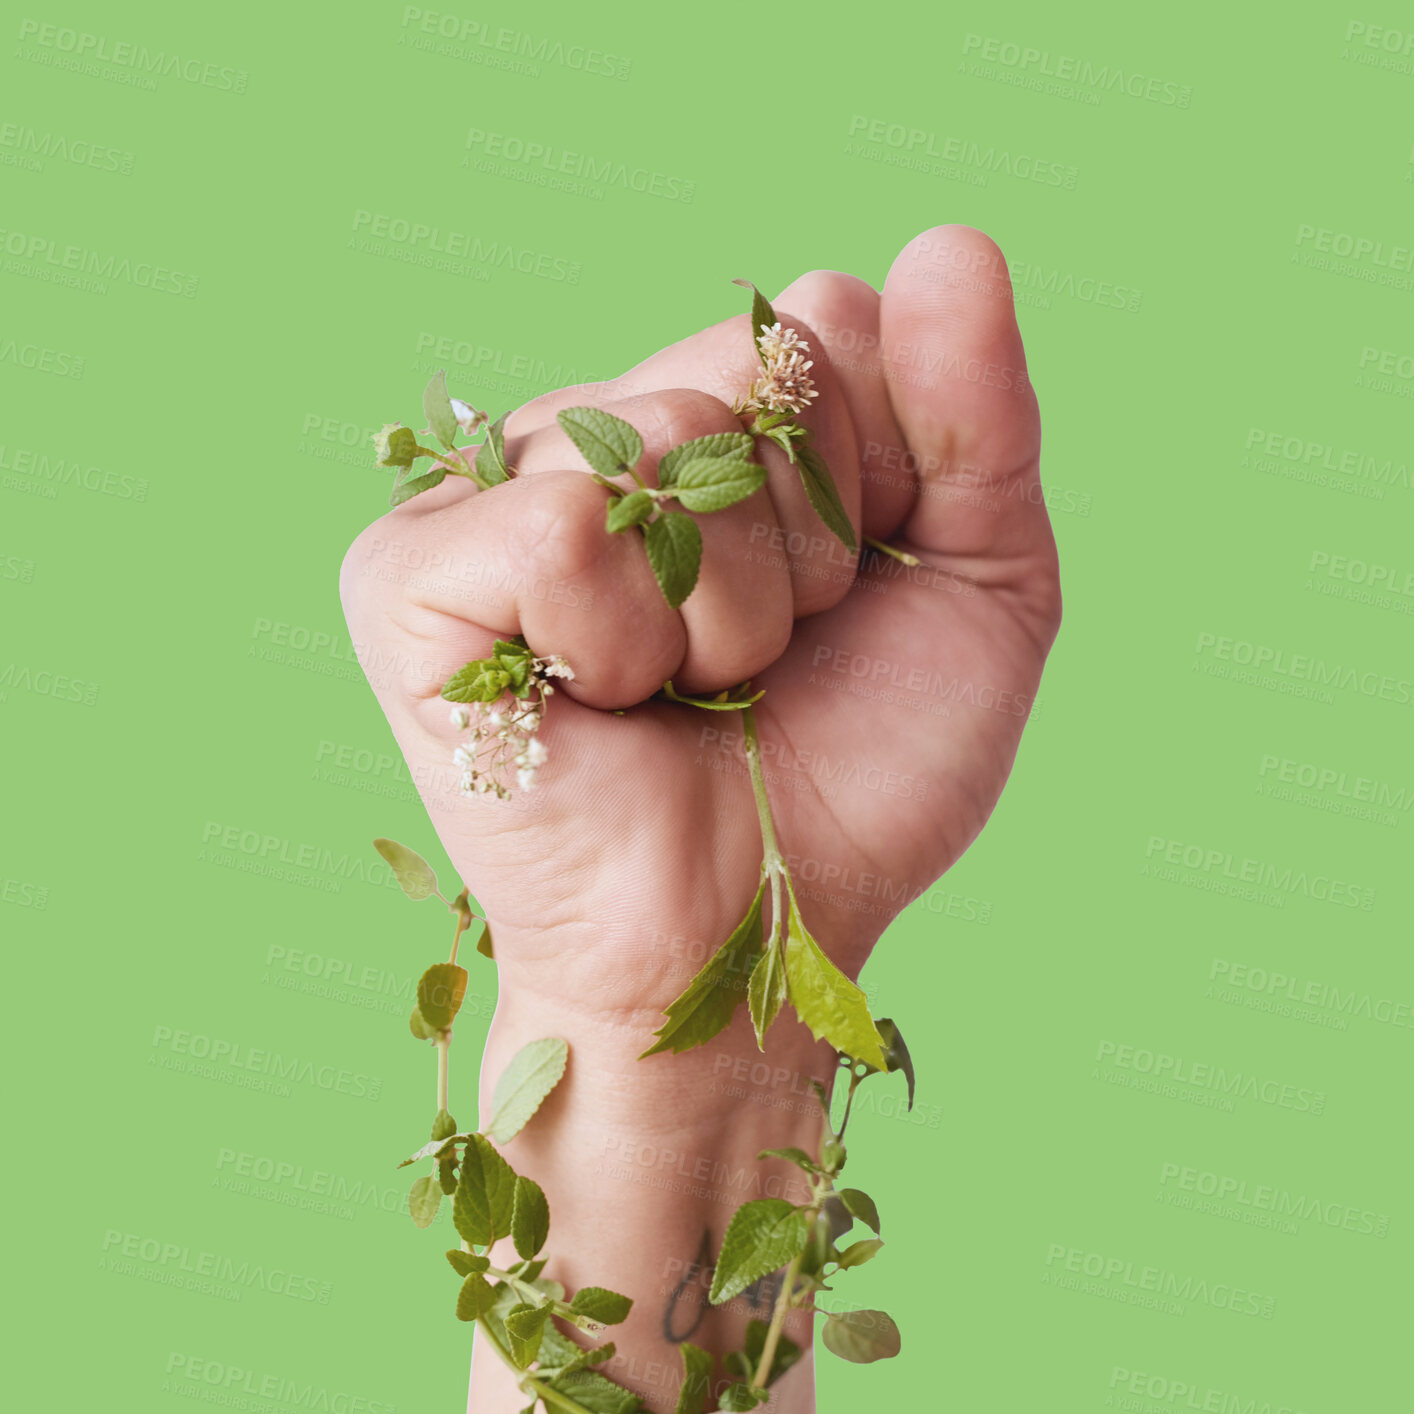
<box><xmin>436</xmin><ymin>1035</ymin><xmax>450</xmax><ymax>1113</ymax></box>
<box><xmin>862</xmin><ymin>535</ymin><xmax>920</xmax><ymax>567</ymax></box>
<box><xmin>751</xmin><ymin>1250</ymin><xmax>804</xmax><ymax>1389</ymax></box>
<box><xmin>837</xmin><ymin>1069</ymin><xmax>862</xmax><ymax>1142</ymax></box>
<box><xmin>474</xmin><ymin>1316</ymin><xmax>594</xmax><ymax>1414</ymax></box>
<box><xmin>741</xmin><ymin>704</ymin><xmax>782</xmax><ymax>872</ymax></box>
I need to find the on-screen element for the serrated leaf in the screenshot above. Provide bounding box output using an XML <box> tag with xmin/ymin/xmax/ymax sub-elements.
<box><xmin>674</xmin><ymin>1341</ymin><xmax>714</xmax><ymax>1414</ymax></box>
<box><xmin>408</xmin><ymin>1174</ymin><xmax>442</xmax><ymax>1228</ymax></box>
<box><xmin>409</xmin><ymin>1004</ymin><xmax>437</xmax><ymax>1041</ymax></box>
<box><xmin>508</xmin><ymin>1256</ymin><xmax>548</xmax><ymax>1281</ymax></box>
<box><xmin>569</xmin><ymin>1286</ymin><xmax>633</xmax><ymax>1327</ymax></box>
<box><xmin>441</xmin><ymin>660</ymin><xmax>510</xmax><ymax>703</ymax></box>
<box><xmin>545</xmin><ymin>1371</ymin><xmax>643</xmax><ymax>1413</ymax></box>
<box><xmin>709</xmin><ymin>1199</ymin><xmax>811</xmax><ymax>1305</ymax></box>
<box><xmin>476</xmin><ymin>923</ymin><xmax>495</xmax><ymax>960</ymax></box>
<box><xmin>733</xmin><ymin>278</ymin><xmax>777</xmax><ymax>363</ymax></box>
<box><xmin>641</xmin><ymin>879</ymin><xmax>765</xmax><ymax>1057</ymax></box>
<box><xmin>783</xmin><ymin>895</ymin><xmax>885</xmax><ymax>1069</ymax></box>
<box><xmin>453</xmin><ymin>1133</ymin><xmax>517</xmax><ymax>1246</ymax></box>
<box><xmin>757</xmin><ymin>1146</ymin><xmax>820</xmax><ymax>1175</ymax></box>
<box><xmin>506</xmin><ymin>1302</ymin><xmax>552</xmax><ymax>1366</ymax></box>
<box><xmin>558</xmin><ymin>406</ymin><xmax>643</xmax><ymax>477</ymax></box>
<box><xmin>398</xmin><ymin>1132</ymin><xmax>469</xmax><ymax>1168</ymax></box>
<box><xmin>747</xmin><ymin>942</ymin><xmax>786</xmax><ymax>1049</ymax></box>
<box><xmin>538</xmin><ymin>1341</ymin><xmax>618</xmax><ymax>1382</ymax></box>
<box><xmin>821</xmin><ymin>1308</ymin><xmax>901</xmax><ymax>1363</ymax></box>
<box><xmin>511</xmin><ymin>1175</ymin><xmax>550</xmax><ymax>1260</ymax></box>
<box><xmin>423</xmin><ymin>369</ymin><xmax>459</xmax><ymax>450</ymax></box>
<box><xmin>455</xmin><ymin>1271</ymin><xmax>495</xmax><ymax>1322</ymax></box>
<box><xmin>643</xmin><ymin>512</ymin><xmax>702</xmax><ymax>609</ymax></box>
<box><xmin>795</xmin><ymin>441</ymin><xmax>856</xmax><ymax>551</ymax></box>
<box><xmin>485</xmin><ymin>1037</ymin><xmax>569</xmax><ymax>1144</ymax></box>
<box><xmin>672</xmin><ymin>458</ymin><xmax>767</xmax><ymax>514</ymax></box>
<box><xmin>372</xmin><ymin>838</ymin><xmax>438</xmax><ymax>901</ymax></box>
<box><xmin>875</xmin><ymin>1018</ymin><xmax>916</xmax><ymax>1109</ymax></box>
<box><xmin>446</xmin><ymin>1248</ymin><xmax>490</xmax><ymax>1277</ymax></box>
<box><xmin>476</xmin><ymin>412</ymin><xmax>511</xmax><ymax>485</ymax></box>
<box><xmin>838</xmin><ymin>1188</ymin><xmax>881</xmax><ymax>1235</ymax></box>
<box><xmin>388</xmin><ymin>467</ymin><xmax>447</xmax><ymax>506</ymax></box>
<box><xmin>417</xmin><ymin>962</ymin><xmax>468</xmax><ymax>1031</ymax></box>
<box><xmin>834</xmin><ymin>1237</ymin><xmax>884</xmax><ymax>1270</ymax></box>
<box><xmin>438</xmin><ymin>1150</ymin><xmax>459</xmax><ymax>1194</ymax></box>
<box><xmin>718</xmin><ymin>1382</ymin><xmax>770</xmax><ymax>1410</ymax></box>
<box><xmin>431</xmin><ymin>1108</ymin><xmax>458</xmax><ymax>1141</ymax></box>
<box><xmin>607</xmin><ymin>489</ymin><xmax>655</xmax><ymax>532</ymax></box>
<box><xmin>658</xmin><ymin>432</ymin><xmax>754</xmax><ymax>487</ymax></box>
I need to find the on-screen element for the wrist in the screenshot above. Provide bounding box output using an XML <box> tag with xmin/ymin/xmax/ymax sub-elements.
<box><xmin>468</xmin><ymin>981</ymin><xmax>833</xmax><ymax>1412</ymax></box>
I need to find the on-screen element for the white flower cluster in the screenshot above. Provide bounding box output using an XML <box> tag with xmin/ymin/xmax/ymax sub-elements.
<box><xmin>735</xmin><ymin>322</ymin><xmax>819</xmax><ymax>416</ymax></box>
<box><xmin>448</xmin><ymin>654</ymin><xmax>574</xmax><ymax>800</ymax></box>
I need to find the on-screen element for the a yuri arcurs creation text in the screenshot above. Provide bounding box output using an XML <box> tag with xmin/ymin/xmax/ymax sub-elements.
<box><xmin>359</xmin><ymin>281</ymin><xmax>917</xmax><ymax>1412</ymax></box>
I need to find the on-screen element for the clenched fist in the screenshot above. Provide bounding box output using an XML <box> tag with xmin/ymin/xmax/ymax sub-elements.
<box><xmin>341</xmin><ymin>226</ymin><xmax>1060</xmax><ymax>1413</ymax></box>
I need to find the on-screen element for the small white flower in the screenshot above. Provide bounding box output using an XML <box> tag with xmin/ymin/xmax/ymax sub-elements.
<box><xmin>449</xmin><ymin>398</ymin><xmax>486</xmax><ymax>435</ymax></box>
<box><xmin>524</xmin><ymin>737</ymin><xmax>548</xmax><ymax>767</ymax></box>
<box><xmin>516</xmin><ymin>767</ymin><xmax>536</xmax><ymax>792</ymax></box>
<box><xmin>486</xmin><ymin>710</ymin><xmax>505</xmax><ymax>730</ymax></box>
<box><xmin>453</xmin><ymin>745</ymin><xmax>475</xmax><ymax>768</ymax></box>
<box><xmin>449</xmin><ymin>706</ymin><xmax>470</xmax><ymax>731</ymax></box>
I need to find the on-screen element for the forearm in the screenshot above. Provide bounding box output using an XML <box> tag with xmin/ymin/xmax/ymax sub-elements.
<box><xmin>469</xmin><ymin>969</ymin><xmax>839</xmax><ymax>1413</ymax></box>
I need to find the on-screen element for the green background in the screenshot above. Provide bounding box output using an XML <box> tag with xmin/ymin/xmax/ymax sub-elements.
<box><xmin>4</xmin><ymin>5</ymin><xmax>1410</xmax><ymax>1410</ymax></box>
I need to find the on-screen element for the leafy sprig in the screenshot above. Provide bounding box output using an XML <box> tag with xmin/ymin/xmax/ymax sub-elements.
<box><xmin>703</xmin><ymin>1035</ymin><xmax>912</xmax><ymax>1398</ymax></box>
<box><xmin>373</xmin><ymin>369</ymin><xmax>514</xmax><ymax>506</ymax></box>
<box><xmin>378</xmin><ymin>837</ymin><xmax>649</xmax><ymax>1414</ymax></box>
<box><xmin>642</xmin><ymin>702</ymin><xmax>888</xmax><ymax>1070</ymax></box>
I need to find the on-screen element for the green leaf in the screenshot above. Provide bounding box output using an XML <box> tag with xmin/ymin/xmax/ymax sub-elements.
<box><xmin>423</xmin><ymin>369</ymin><xmax>460</xmax><ymax>450</ymax></box>
<box><xmin>709</xmin><ymin>1199</ymin><xmax>811</xmax><ymax>1305</ymax></box>
<box><xmin>372</xmin><ymin>838</ymin><xmax>438</xmax><ymax>901</ymax></box>
<box><xmin>558</xmin><ymin>406</ymin><xmax>643</xmax><ymax>476</ymax></box>
<box><xmin>485</xmin><ymin>1037</ymin><xmax>569</xmax><ymax>1144</ymax></box>
<box><xmin>538</xmin><ymin>1341</ymin><xmax>617</xmax><ymax>1382</ymax></box>
<box><xmin>746</xmin><ymin>942</ymin><xmax>786</xmax><ymax>1049</ymax></box>
<box><xmin>658</xmin><ymin>432</ymin><xmax>753</xmax><ymax>486</ymax></box>
<box><xmin>453</xmin><ymin>1134</ymin><xmax>517</xmax><ymax>1246</ymax></box>
<box><xmin>431</xmin><ymin>1108</ymin><xmax>458</xmax><ymax>1142</ymax></box>
<box><xmin>408</xmin><ymin>1174</ymin><xmax>442</xmax><ymax>1228</ymax></box>
<box><xmin>476</xmin><ymin>412</ymin><xmax>511</xmax><ymax>485</ymax></box>
<box><xmin>438</xmin><ymin>1150</ymin><xmax>459</xmax><ymax>1194</ymax></box>
<box><xmin>569</xmin><ymin>1286</ymin><xmax>633</xmax><ymax>1328</ymax></box>
<box><xmin>644</xmin><ymin>511</ymin><xmax>703</xmax><ymax>609</ymax></box>
<box><xmin>795</xmin><ymin>441</ymin><xmax>857</xmax><ymax>551</ymax></box>
<box><xmin>783</xmin><ymin>894</ymin><xmax>885</xmax><ymax>1069</ymax></box>
<box><xmin>374</xmin><ymin>423</ymin><xmax>419</xmax><ymax>468</ymax></box>
<box><xmin>718</xmin><ymin>1382</ymin><xmax>770</xmax><ymax>1410</ymax></box>
<box><xmin>544</xmin><ymin>1372</ymin><xmax>643</xmax><ymax>1414</ymax></box>
<box><xmin>673</xmin><ymin>1342</ymin><xmax>714</xmax><ymax>1414</ymax></box>
<box><xmin>388</xmin><ymin>467</ymin><xmax>447</xmax><ymax>507</ymax></box>
<box><xmin>508</xmin><ymin>1256</ymin><xmax>548</xmax><ymax>1281</ymax></box>
<box><xmin>409</xmin><ymin>1004</ymin><xmax>437</xmax><ymax>1040</ymax></box>
<box><xmin>732</xmin><ymin>278</ymin><xmax>778</xmax><ymax>362</ymax></box>
<box><xmin>834</xmin><ymin>1237</ymin><xmax>884</xmax><ymax>1270</ymax></box>
<box><xmin>607</xmin><ymin>488</ymin><xmax>655</xmax><ymax>532</ymax></box>
<box><xmin>446</xmin><ymin>1248</ymin><xmax>490</xmax><ymax>1277</ymax></box>
<box><xmin>641</xmin><ymin>878</ymin><xmax>765</xmax><ymax>1057</ymax></box>
<box><xmin>821</xmin><ymin>1308</ymin><xmax>901</xmax><ymax>1363</ymax></box>
<box><xmin>455</xmin><ymin>1271</ymin><xmax>495</xmax><ymax>1322</ymax></box>
<box><xmin>505</xmin><ymin>1302</ymin><xmax>552</xmax><ymax>1366</ymax></box>
<box><xmin>672</xmin><ymin>458</ymin><xmax>768</xmax><ymax>514</ymax></box>
<box><xmin>875</xmin><ymin>1018</ymin><xmax>916</xmax><ymax>1109</ymax></box>
<box><xmin>416</xmin><ymin>963</ymin><xmax>468</xmax><ymax>1031</ymax></box>
<box><xmin>442</xmin><ymin>660</ymin><xmax>510</xmax><ymax>703</ymax></box>
<box><xmin>757</xmin><ymin>1146</ymin><xmax>821</xmax><ymax>1175</ymax></box>
<box><xmin>838</xmin><ymin>1188</ymin><xmax>881</xmax><ymax>1235</ymax></box>
<box><xmin>511</xmin><ymin>1175</ymin><xmax>550</xmax><ymax>1260</ymax></box>
<box><xmin>476</xmin><ymin>923</ymin><xmax>495</xmax><ymax>960</ymax></box>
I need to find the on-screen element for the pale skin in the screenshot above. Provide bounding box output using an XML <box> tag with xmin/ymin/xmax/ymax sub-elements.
<box><xmin>340</xmin><ymin>225</ymin><xmax>1061</xmax><ymax>1412</ymax></box>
